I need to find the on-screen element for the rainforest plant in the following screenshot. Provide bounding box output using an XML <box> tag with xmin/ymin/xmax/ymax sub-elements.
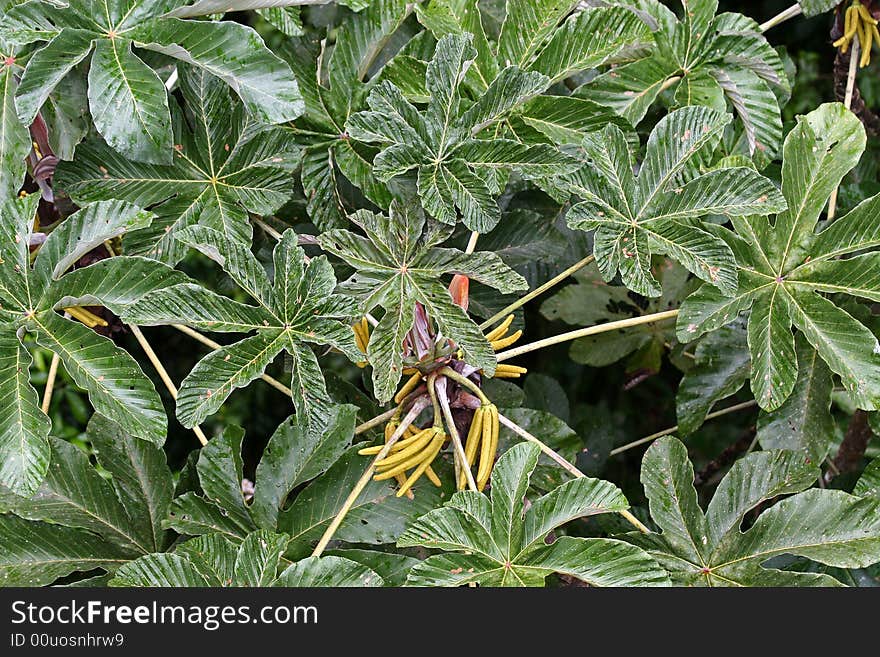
<box><xmin>2</xmin><ymin>0</ymin><xmax>880</xmax><ymax>588</ymax></box>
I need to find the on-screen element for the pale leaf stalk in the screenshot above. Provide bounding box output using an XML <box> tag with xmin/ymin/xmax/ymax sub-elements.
<box><xmin>480</xmin><ymin>254</ymin><xmax>596</xmax><ymax>330</ymax></box>
<box><xmin>41</xmin><ymin>311</ymin><xmax>72</xmax><ymax>413</ymax></box>
<box><xmin>252</xmin><ymin>215</ymin><xmax>283</xmax><ymax>241</ymax></box>
<box><xmin>311</xmin><ymin>396</ymin><xmax>431</xmax><ymax>557</ymax></box>
<box><xmin>759</xmin><ymin>4</ymin><xmax>802</xmax><ymax>33</ymax></box>
<box><xmin>435</xmin><ymin>376</ymin><xmax>478</xmax><ymax>492</ymax></box>
<box><xmin>354</xmin><ymin>406</ymin><xmax>399</xmax><ymax>435</ymax></box>
<box><xmin>465</xmin><ymin>232</ymin><xmax>479</xmax><ymax>254</ymax></box>
<box><xmin>828</xmin><ymin>38</ymin><xmax>859</xmax><ymax>221</ymax></box>
<box><xmin>496</xmin><ymin>309</ymin><xmax>680</xmax><ymax>362</ymax></box>
<box><xmin>497</xmin><ymin>413</ymin><xmax>649</xmax><ymax>534</ymax></box>
<box><xmin>130</xmin><ymin>325</ymin><xmax>208</xmax><ymax>447</ymax></box>
<box><xmin>171</xmin><ymin>324</ymin><xmax>293</xmax><ymax>396</ymax></box>
<box><xmin>608</xmin><ymin>399</ymin><xmax>758</xmax><ymax>456</ymax></box>
<box><xmin>658</xmin><ymin>75</ymin><xmax>682</xmax><ymax>93</ymax></box>
<box><xmin>41</xmin><ymin>352</ymin><xmax>60</xmax><ymax>414</ymax></box>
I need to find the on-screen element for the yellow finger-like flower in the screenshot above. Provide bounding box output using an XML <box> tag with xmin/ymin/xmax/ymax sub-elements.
<box><xmin>394</xmin><ymin>371</ymin><xmax>423</xmax><ymax>404</ymax></box>
<box><xmin>396</xmin><ymin>432</ymin><xmax>446</xmax><ymax>497</ymax></box>
<box><xmin>493</xmin><ymin>364</ymin><xmax>528</xmax><ymax>379</ymax></box>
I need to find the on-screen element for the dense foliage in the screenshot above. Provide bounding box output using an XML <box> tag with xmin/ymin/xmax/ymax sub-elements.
<box><xmin>2</xmin><ymin>0</ymin><xmax>880</xmax><ymax>588</ymax></box>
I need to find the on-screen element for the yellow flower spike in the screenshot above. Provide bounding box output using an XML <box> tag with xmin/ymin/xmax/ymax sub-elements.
<box><xmin>493</xmin><ymin>364</ymin><xmax>528</xmax><ymax>379</ymax></box>
<box><xmin>484</xmin><ymin>314</ymin><xmax>515</xmax><ymax>342</ymax></box>
<box><xmin>395</xmin><ymin>432</ymin><xmax>446</xmax><ymax>497</ymax></box>
<box><xmin>424</xmin><ymin>466</ymin><xmax>442</xmax><ymax>487</ymax></box>
<box><xmin>834</xmin><ymin>2</ymin><xmax>877</xmax><ymax>67</ymax></box>
<box><xmin>862</xmin><ymin>19</ymin><xmax>874</xmax><ymax>66</ymax></box>
<box><xmin>65</xmin><ymin>306</ymin><xmax>109</xmax><ymax>328</ymax></box>
<box><xmin>834</xmin><ymin>4</ymin><xmax>859</xmax><ymax>49</ymax></box>
<box><xmin>375</xmin><ymin>428</ymin><xmax>436</xmax><ymax>469</ymax></box>
<box><xmin>379</xmin><ymin>419</ymin><xmax>413</xmax><ymax>496</ymax></box>
<box><xmin>477</xmin><ymin>405</ymin><xmax>500</xmax><ymax>491</ymax></box>
<box><xmin>393</xmin><ymin>371</ymin><xmax>423</xmax><ymax>404</ymax></box>
<box><xmin>458</xmin><ymin>406</ymin><xmax>484</xmax><ymax>490</ymax></box>
<box><xmin>476</xmin><ymin>404</ymin><xmax>496</xmax><ymax>488</ymax></box>
<box><xmin>353</xmin><ymin>317</ymin><xmax>370</xmax><ymax>367</ymax></box>
<box><xmin>490</xmin><ymin>330</ymin><xmax>522</xmax><ymax>351</ymax></box>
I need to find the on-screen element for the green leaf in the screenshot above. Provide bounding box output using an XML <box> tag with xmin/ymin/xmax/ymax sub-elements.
<box><xmin>280</xmin><ymin>444</ymin><xmax>447</xmax><ymax>557</ymax></box>
<box><xmin>129</xmin><ymin>17</ymin><xmax>302</xmax><ymax>125</ymax></box>
<box><xmin>2</xmin><ymin>437</ymin><xmax>150</xmax><ymax>554</ymax></box>
<box><xmin>399</xmin><ymin>442</ymin><xmax>669</xmax><ymax>586</ymax></box>
<box><xmin>165</xmin><ymin>407</ymin><xmax>356</xmax><ymax>541</ymax></box>
<box><xmin>14</xmin><ymin>28</ymin><xmax>94</xmax><ymax>127</ymax></box>
<box><xmin>283</xmin><ymin>0</ymin><xmax>411</xmax><ymax>229</ymax></box>
<box><xmin>124</xmin><ymin>227</ymin><xmax>359</xmax><ymax>428</ymax></box>
<box><xmin>639</xmin><ymin>435</ymin><xmax>709</xmax><ymax>565</ymax></box>
<box><xmin>87</xmin><ymin>38</ymin><xmax>172</xmax><ymax>165</ymax></box>
<box><xmin>88</xmin><ymin>415</ymin><xmax>175</xmax><ymax>553</ymax></box>
<box><xmin>274</xmin><ymin>555</ymin><xmax>384</xmax><ymax>587</ymax></box>
<box><xmin>347</xmin><ymin>34</ymin><xmax>572</xmax><ymax>231</ymax></box>
<box><xmin>575</xmin><ymin>3</ymin><xmax>786</xmax><ymax>149</ymax></box>
<box><xmin>109</xmin><ymin>552</ymin><xmax>212</xmax><ymax>586</ymax></box>
<box><xmin>110</xmin><ymin>531</ymin><xmax>376</xmax><ymax>587</ymax></box>
<box><xmin>676</xmin><ymin>322</ymin><xmax>749</xmax><ymax>435</ymax></box>
<box><xmin>678</xmin><ymin>104</ymin><xmax>880</xmax><ymax>412</ymax></box>
<box><xmin>528</xmin><ymin>6</ymin><xmax>651</xmax><ymax>84</ymax></box>
<box><xmin>326</xmin><ymin>548</ymin><xmax>419</xmax><ymax>587</ymax></box>
<box><xmin>0</xmin><ymin>329</ymin><xmax>50</xmax><ymax>497</ymax></box>
<box><xmin>0</xmin><ymin>198</ymin><xmax>169</xmax><ymax>464</ymax></box>
<box><xmin>318</xmin><ymin>201</ymin><xmax>527</xmax><ymax>400</ymax></box>
<box><xmin>497</xmin><ymin>0</ymin><xmax>578</xmax><ymax>69</ymax></box>
<box><xmin>517</xmin><ymin>95</ymin><xmax>634</xmax><ymax>146</ymax></box>
<box><xmin>31</xmin><ymin>311</ymin><xmax>167</xmax><ymax>443</ymax></box>
<box><xmin>12</xmin><ymin>3</ymin><xmax>302</xmax><ymax>163</ymax></box>
<box><xmin>0</xmin><ymin>49</ymin><xmax>30</xmax><ymax>197</ymax></box>
<box><xmin>629</xmin><ymin>437</ymin><xmax>880</xmax><ymax>586</ymax></box>
<box><xmin>757</xmin><ymin>337</ymin><xmax>834</xmax><ymax>463</ymax></box>
<box><xmin>575</xmin><ymin>55</ymin><xmax>678</xmax><ymax>125</ymax></box>
<box><xmin>250</xmin><ymin>405</ymin><xmax>357</xmax><ymax>530</ymax></box>
<box><xmin>0</xmin><ymin>514</ymin><xmax>131</xmax><ymax>586</ymax></box>
<box><xmin>556</xmin><ymin>106</ymin><xmax>784</xmax><ymax>297</ymax></box>
<box><xmin>56</xmin><ymin>66</ymin><xmax>298</xmax><ymax>263</ymax></box>
<box><xmin>799</xmin><ymin>0</ymin><xmax>842</xmax><ymax>17</ymax></box>
<box><xmin>855</xmin><ymin>459</ymin><xmax>880</xmax><ymax>498</ymax></box>
<box><xmin>0</xmin><ymin>413</ymin><xmax>177</xmax><ymax>584</ymax></box>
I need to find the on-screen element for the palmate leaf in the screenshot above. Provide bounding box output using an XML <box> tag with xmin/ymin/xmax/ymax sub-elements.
<box><xmin>577</xmin><ymin>1</ymin><xmax>787</xmax><ymax>157</ymax></box>
<box><xmin>398</xmin><ymin>442</ymin><xmax>669</xmax><ymax>586</ymax></box>
<box><xmin>284</xmin><ymin>0</ymin><xmax>412</xmax><ymax>229</ymax></box>
<box><xmin>0</xmin><ymin>196</ymin><xmax>181</xmax><ymax>495</ymax></box>
<box><xmin>165</xmin><ymin>417</ymin><xmax>358</xmax><ymax>543</ymax></box>
<box><xmin>553</xmin><ymin>105</ymin><xmax>786</xmax><ymax>297</ymax></box>
<box><xmin>2</xmin><ymin>0</ymin><xmax>302</xmax><ymax>164</ymax></box>
<box><xmin>756</xmin><ymin>336</ymin><xmax>835</xmax><ymax>463</ymax></box>
<box><xmin>347</xmin><ymin>33</ymin><xmax>579</xmax><ymax>232</ymax></box>
<box><xmin>0</xmin><ymin>39</ymin><xmax>30</xmax><ymax>197</ymax></box>
<box><xmin>279</xmin><ymin>444</ymin><xmax>449</xmax><ymax>558</ymax></box>
<box><xmin>416</xmin><ymin>1</ymin><xmax>649</xmax><ymax>88</ymax></box>
<box><xmin>676</xmin><ymin>321</ymin><xmax>750</xmax><ymax>435</ymax></box>
<box><xmin>318</xmin><ymin>200</ymin><xmax>527</xmax><ymax>401</ymax></box>
<box><xmin>0</xmin><ymin>416</ymin><xmax>175</xmax><ymax>585</ymax></box>
<box><xmin>413</xmin><ymin>1</ymin><xmax>642</xmax><ymax>156</ymax></box>
<box><xmin>678</xmin><ymin>103</ymin><xmax>880</xmax><ymax>412</ymax></box>
<box><xmin>162</xmin><ymin>421</ymin><xmax>442</xmax><ymax>556</ymax></box>
<box><xmin>123</xmin><ymin>227</ymin><xmax>360</xmax><ymax>428</ymax></box>
<box><xmin>109</xmin><ymin>530</ymin><xmax>383</xmax><ymax>587</ymax></box>
<box><xmin>628</xmin><ymin>437</ymin><xmax>880</xmax><ymax>586</ymax></box>
<box><xmin>56</xmin><ymin>66</ymin><xmax>299</xmax><ymax>264</ymax></box>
